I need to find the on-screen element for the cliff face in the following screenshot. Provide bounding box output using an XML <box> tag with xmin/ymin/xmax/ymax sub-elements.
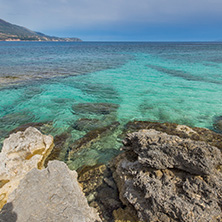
<box><xmin>0</xmin><ymin>19</ymin><xmax>81</xmax><ymax>42</ymax></box>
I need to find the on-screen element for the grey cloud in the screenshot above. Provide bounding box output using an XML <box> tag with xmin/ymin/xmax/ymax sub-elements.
<box><xmin>1</xmin><ymin>0</ymin><xmax>222</xmax><ymax>31</ymax></box>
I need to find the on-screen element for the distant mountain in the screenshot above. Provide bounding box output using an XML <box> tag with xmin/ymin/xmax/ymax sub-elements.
<box><xmin>0</xmin><ymin>19</ymin><xmax>82</xmax><ymax>42</ymax></box>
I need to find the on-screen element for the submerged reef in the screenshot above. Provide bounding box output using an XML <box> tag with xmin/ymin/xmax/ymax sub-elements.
<box><xmin>0</xmin><ymin>122</ymin><xmax>221</xmax><ymax>221</ymax></box>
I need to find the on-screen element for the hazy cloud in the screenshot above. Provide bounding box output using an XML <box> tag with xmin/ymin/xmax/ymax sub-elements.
<box><xmin>1</xmin><ymin>0</ymin><xmax>222</xmax><ymax>40</ymax></box>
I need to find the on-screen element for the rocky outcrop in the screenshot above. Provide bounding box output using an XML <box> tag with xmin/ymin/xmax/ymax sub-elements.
<box><xmin>0</xmin><ymin>127</ymin><xmax>54</xmax><ymax>209</ymax></box>
<box><xmin>112</xmin><ymin>129</ymin><xmax>222</xmax><ymax>222</ymax></box>
<box><xmin>122</xmin><ymin>121</ymin><xmax>222</xmax><ymax>150</ymax></box>
<box><xmin>0</xmin><ymin>161</ymin><xmax>101</xmax><ymax>222</ymax></box>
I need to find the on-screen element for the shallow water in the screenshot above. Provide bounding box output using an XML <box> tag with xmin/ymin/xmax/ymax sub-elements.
<box><xmin>0</xmin><ymin>42</ymin><xmax>222</xmax><ymax>169</ymax></box>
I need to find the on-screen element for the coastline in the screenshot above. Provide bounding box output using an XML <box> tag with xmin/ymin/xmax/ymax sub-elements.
<box><xmin>0</xmin><ymin>121</ymin><xmax>221</xmax><ymax>221</ymax></box>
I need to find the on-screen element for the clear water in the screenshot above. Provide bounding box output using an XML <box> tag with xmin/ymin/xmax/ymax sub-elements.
<box><xmin>0</xmin><ymin>42</ymin><xmax>222</xmax><ymax>169</ymax></box>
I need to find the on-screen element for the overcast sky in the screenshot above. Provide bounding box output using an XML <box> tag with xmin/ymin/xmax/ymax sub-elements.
<box><xmin>1</xmin><ymin>0</ymin><xmax>222</xmax><ymax>41</ymax></box>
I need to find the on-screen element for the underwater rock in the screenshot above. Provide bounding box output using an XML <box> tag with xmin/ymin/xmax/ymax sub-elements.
<box><xmin>67</xmin><ymin>122</ymin><xmax>120</xmax><ymax>161</ymax></box>
<box><xmin>0</xmin><ymin>112</ymin><xmax>35</xmax><ymax>131</ymax></box>
<box><xmin>213</xmin><ymin>116</ymin><xmax>222</xmax><ymax>133</ymax></box>
<box><xmin>0</xmin><ymin>161</ymin><xmax>101</xmax><ymax>222</ymax></box>
<box><xmin>72</xmin><ymin>103</ymin><xmax>119</xmax><ymax>115</ymax></box>
<box><xmin>23</xmin><ymin>86</ymin><xmax>43</xmax><ymax>99</ymax></box>
<box><xmin>0</xmin><ymin>127</ymin><xmax>54</xmax><ymax>209</ymax></box>
<box><xmin>72</xmin><ymin>116</ymin><xmax>117</xmax><ymax>132</ymax></box>
<box><xmin>123</xmin><ymin>120</ymin><xmax>222</xmax><ymax>150</ymax></box>
<box><xmin>73</xmin><ymin>118</ymin><xmax>105</xmax><ymax>131</ymax></box>
<box><xmin>44</xmin><ymin>132</ymin><xmax>71</xmax><ymax>166</ymax></box>
<box><xmin>51</xmin><ymin>97</ymin><xmax>74</xmax><ymax>104</ymax></box>
<box><xmin>9</xmin><ymin>121</ymin><xmax>50</xmax><ymax>134</ymax></box>
<box><xmin>112</xmin><ymin>129</ymin><xmax>222</xmax><ymax>222</ymax></box>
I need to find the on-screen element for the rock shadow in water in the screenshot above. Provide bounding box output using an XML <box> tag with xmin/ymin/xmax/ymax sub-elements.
<box><xmin>72</xmin><ymin>103</ymin><xmax>119</xmax><ymax>116</ymax></box>
<box><xmin>147</xmin><ymin>64</ymin><xmax>222</xmax><ymax>85</ymax></box>
<box><xmin>213</xmin><ymin>115</ymin><xmax>222</xmax><ymax>133</ymax></box>
<box><xmin>67</xmin><ymin>81</ymin><xmax>121</xmax><ymax>103</ymax></box>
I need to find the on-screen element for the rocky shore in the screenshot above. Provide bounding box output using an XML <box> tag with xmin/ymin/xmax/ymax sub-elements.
<box><xmin>0</xmin><ymin>122</ymin><xmax>221</xmax><ymax>221</ymax></box>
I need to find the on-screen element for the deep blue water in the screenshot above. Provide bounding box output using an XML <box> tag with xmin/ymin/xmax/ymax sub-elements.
<box><xmin>0</xmin><ymin>42</ymin><xmax>222</xmax><ymax>169</ymax></box>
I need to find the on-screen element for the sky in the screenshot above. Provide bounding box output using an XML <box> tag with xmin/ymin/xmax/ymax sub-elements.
<box><xmin>0</xmin><ymin>0</ymin><xmax>222</xmax><ymax>41</ymax></box>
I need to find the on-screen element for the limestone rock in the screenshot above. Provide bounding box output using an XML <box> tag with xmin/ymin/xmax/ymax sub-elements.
<box><xmin>112</xmin><ymin>129</ymin><xmax>222</xmax><ymax>222</ymax></box>
<box><xmin>122</xmin><ymin>120</ymin><xmax>222</xmax><ymax>150</ymax></box>
<box><xmin>0</xmin><ymin>161</ymin><xmax>101</xmax><ymax>222</ymax></box>
<box><xmin>123</xmin><ymin>129</ymin><xmax>221</xmax><ymax>175</ymax></box>
<box><xmin>0</xmin><ymin>127</ymin><xmax>54</xmax><ymax>209</ymax></box>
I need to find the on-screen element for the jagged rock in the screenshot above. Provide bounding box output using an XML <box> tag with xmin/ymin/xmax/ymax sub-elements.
<box><xmin>112</xmin><ymin>129</ymin><xmax>222</xmax><ymax>222</ymax></box>
<box><xmin>72</xmin><ymin>103</ymin><xmax>119</xmax><ymax>115</ymax></box>
<box><xmin>77</xmin><ymin>164</ymin><xmax>123</xmax><ymax>221</ymax></box>
<box><xmin>123</xmin><ymin>121</ymin><xmax>222</xmax><ymax>150</ymax></box>
<box><xmin>0</xmin><ymin>161</ymin><xmax>101</xmax><ymax>222</ymax></box>
<box><xmin>0</xmin><ymin>127</ymin><xmax>54</xmax><ymax>209</ymax></box>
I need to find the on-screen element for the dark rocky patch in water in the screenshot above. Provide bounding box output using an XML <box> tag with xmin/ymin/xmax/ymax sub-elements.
<box><xmin>44</xmin><ymin>132</ymin><xmax>71</xmax><ymax>167</ymax></box>
<box><xmin>67</xmin><ymin>122</ymin><xmax>120</xmax><ymax>161</ymax></box>
<box><xmin>9</xmin><ymin>122</ymin><xmax>49</xmax><ymax>134</ymax></box>
<box><xmin>0</xmin><ymin>112</ymin><xmax>36</xmax><ymax>131</ymax></box>
<box><xmin>23</xmin><ymin>86</ymin><xmax>43</xmax><ymax>100</ymax></box>
<box><xmin>72</xmin><ymin>118</ymin><xmax>109</xmax><ymax>132</ymax></box>
<box><xmin>147</xmin><ymin>64</ymin><xmax>222</xmax><ymax>84</ymax></box>
<box><xmin>72</xmin><ymin>103</ymin><xmax>119</xmax><ymax>115</ymax></box>
<box><xmin>77</xmin><ymin>82</ymin><xmax>120</xmax><ymax>102</ymax></box>
<box><xmin>213</xmin><ymin>116</ymin><xmax>222</xmax><ymax>133</ymax></box>
<box><xmin>51</xmin><ymin>97</ymin><xmax>75</xmax><ymax>104</ymax></box>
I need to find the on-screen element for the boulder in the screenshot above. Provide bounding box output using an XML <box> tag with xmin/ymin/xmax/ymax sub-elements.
<box><xmin>0</xmin><ymin>127</ymin><xmax>54</xmax><ymax>209</ymax></box>
<box><xmin>112</xmin><ymin>129</ymin><xmax>222</xmax><ymax>222</ymax></box>
<box><xmin>0</xmin><ymin>161</ymin><xmax>101</xmax><ymax>222</ymax></box>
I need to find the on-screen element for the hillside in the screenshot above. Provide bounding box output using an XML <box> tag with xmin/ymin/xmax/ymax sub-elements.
<box><xmin>0</xmin><ymin>19</ymin><xmax>81</xmax><ymax>42</ymax></box>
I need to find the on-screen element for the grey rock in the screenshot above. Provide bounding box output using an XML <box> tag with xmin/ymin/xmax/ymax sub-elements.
<box><xmin>123</xmin><ymin>129</ymin><xmax>221</xmax><ymax>175</ymax></box>
<box><xmin>112</xmin><ymin>129</ymin><xmax>222</xmax><ymax>222</ymax></box>
<box><xmin>0</xmin><ymin>160</ymin><xmax>101</xmax><ymax>222</ymax></box>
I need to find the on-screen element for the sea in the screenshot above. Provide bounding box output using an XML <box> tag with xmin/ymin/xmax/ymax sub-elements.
<box><xmin>0</xmin><ymin>41</ymin><xmax>222</xmax><ymax>169</ymax></box>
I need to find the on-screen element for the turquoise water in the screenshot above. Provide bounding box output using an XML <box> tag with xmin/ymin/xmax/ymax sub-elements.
<box><xmin>0</xmin><ymin>42</ymin><xmax>222</xmax><ymax>169</ymax></box>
